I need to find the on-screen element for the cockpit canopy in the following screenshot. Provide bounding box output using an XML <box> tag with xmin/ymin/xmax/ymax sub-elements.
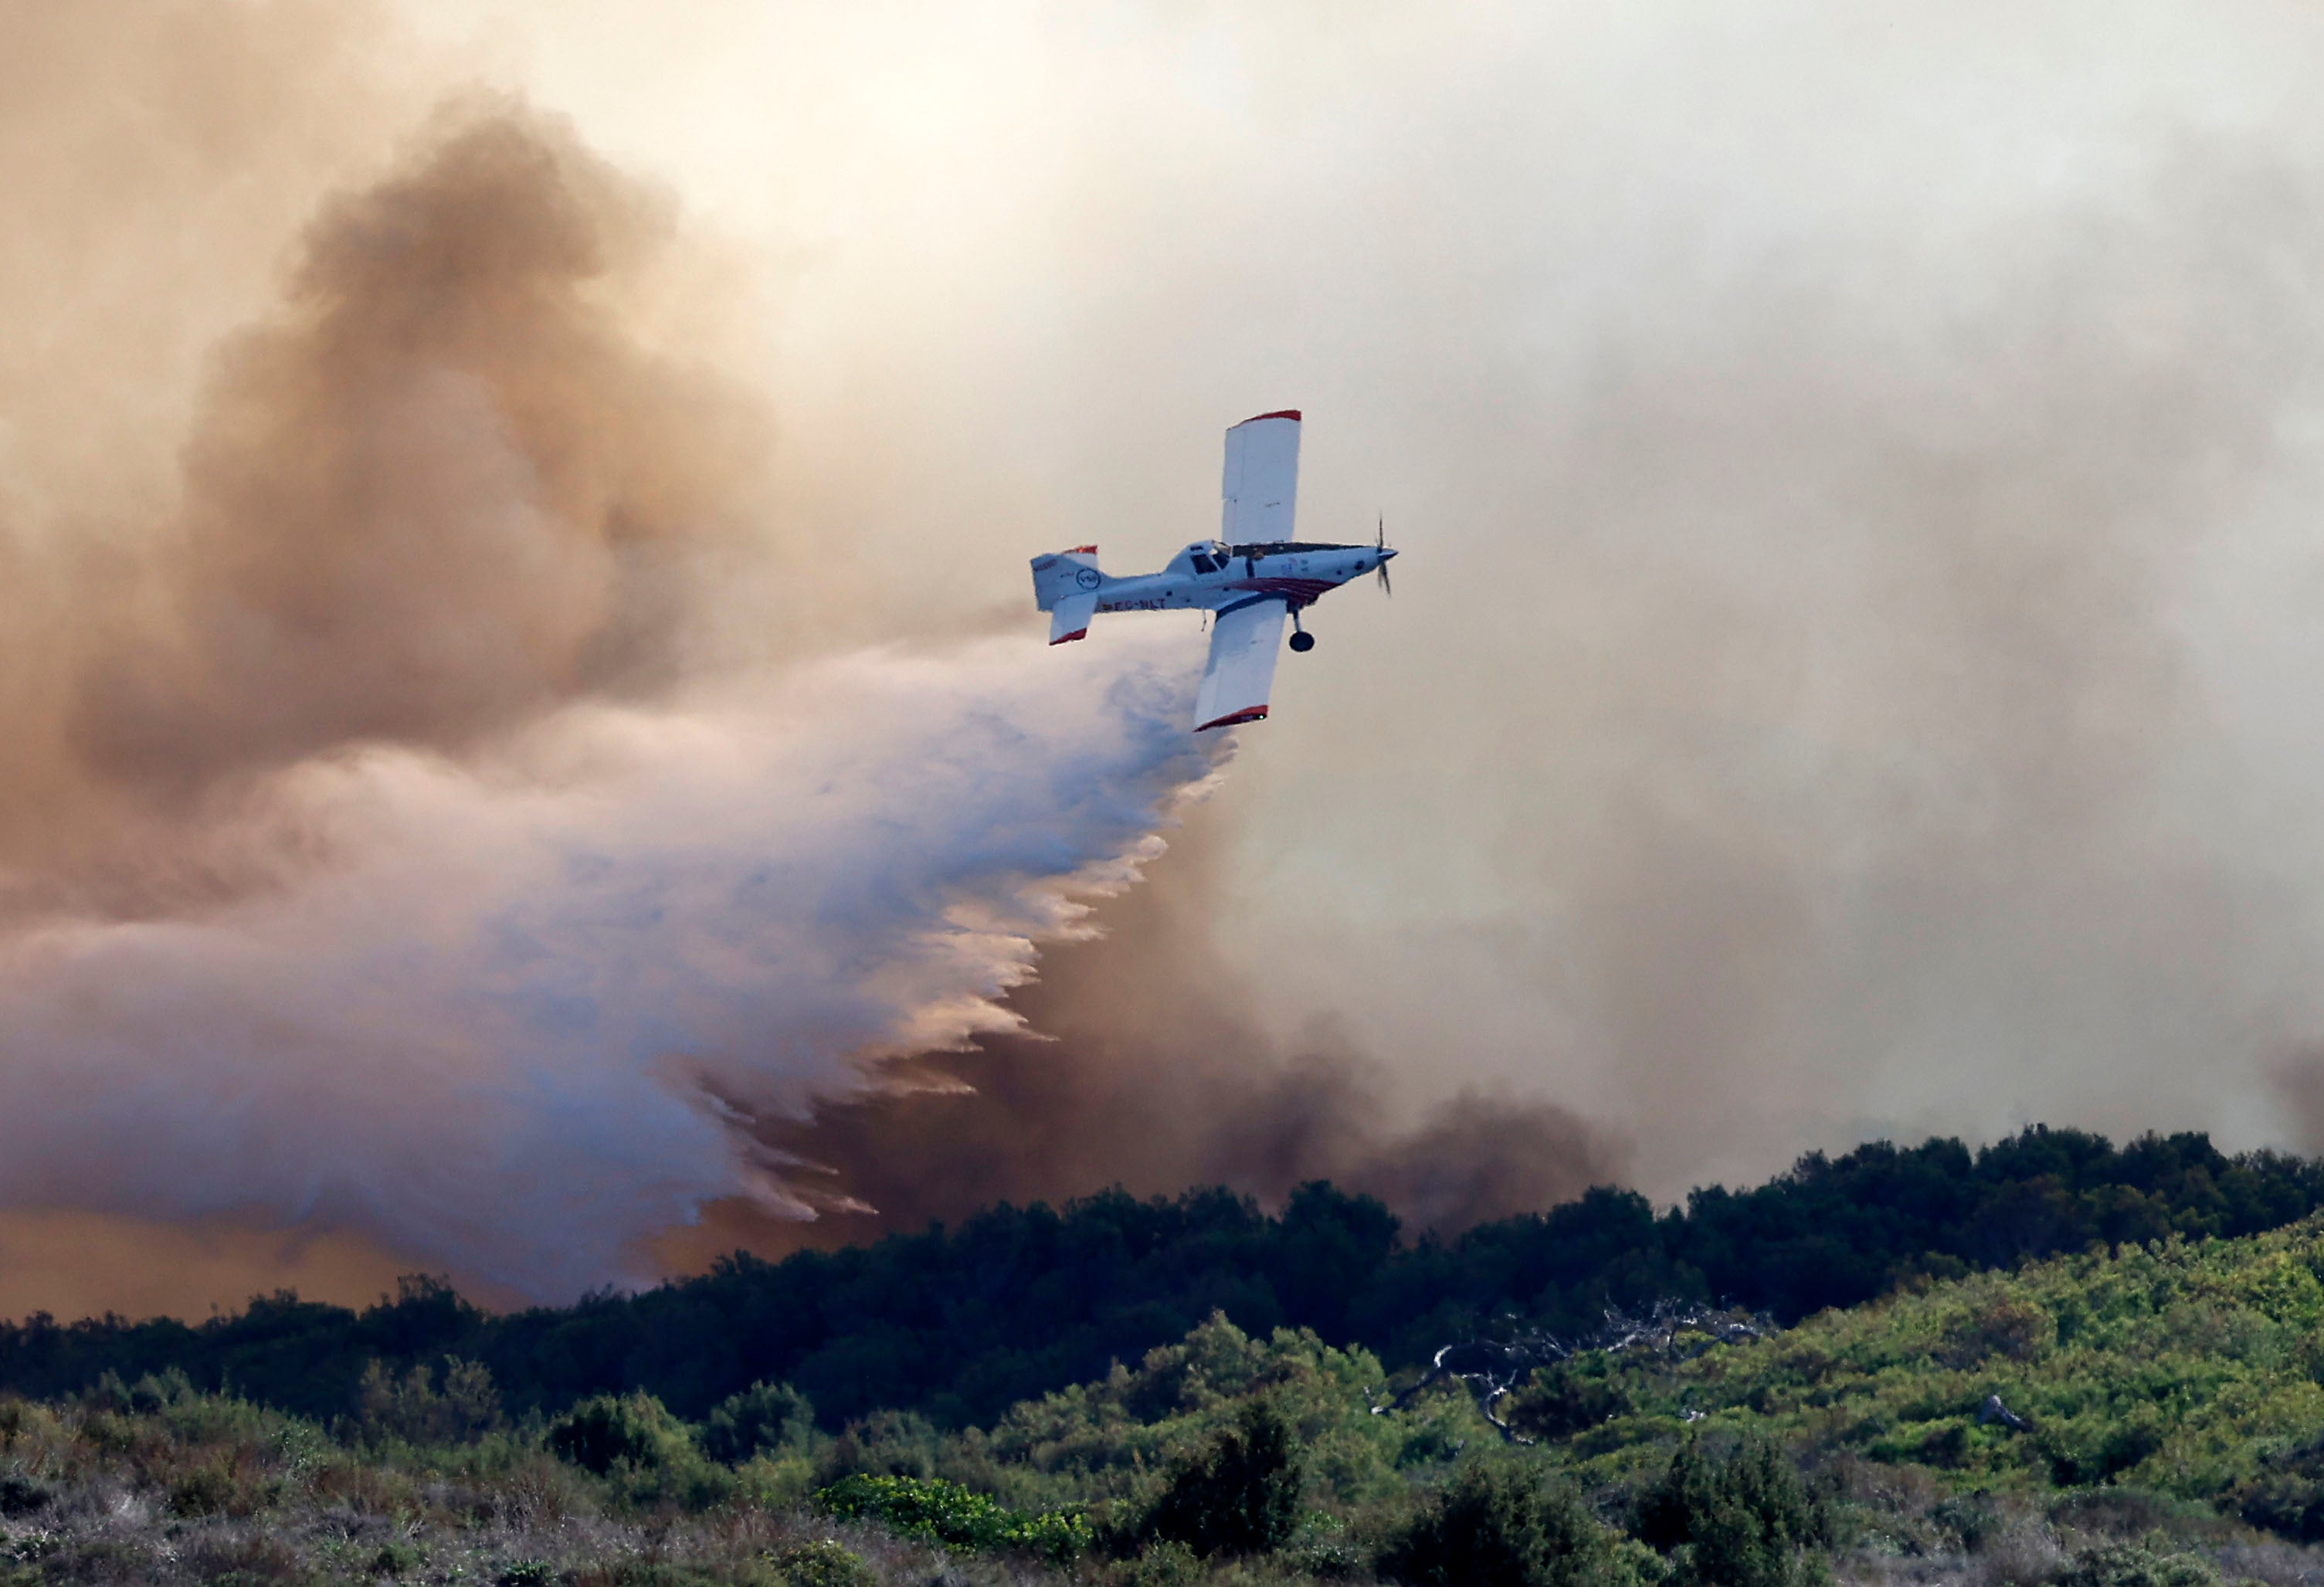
<box><xmin>1173</xmin><ymin>540</ymin><xmax>1233</xmax><ymax>575</ymax></box>
<box><xmin>1172</xmin><ymin>537</ymin><xmax>1362</xmax><ymax>575</ymax></box>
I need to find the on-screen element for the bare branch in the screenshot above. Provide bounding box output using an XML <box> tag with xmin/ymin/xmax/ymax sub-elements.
<box><xmin>1369</xmin><ymin>1298</ymin><xmax>1777</xmax><ymax>1444</ymax></box>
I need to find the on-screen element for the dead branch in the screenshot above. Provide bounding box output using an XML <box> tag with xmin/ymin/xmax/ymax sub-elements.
<box><xmin>1367</xmin><ymin>1298</ymin><xmax>1777</xmax><ymax>1445</ymax></box>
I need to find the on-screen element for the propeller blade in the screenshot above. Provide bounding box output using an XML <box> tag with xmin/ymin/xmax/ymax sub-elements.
<box><xmin>1376</xmin><ymin>513</ymin><xmax>1385</xmax><ymax>551</ymax></box>
<box><xmin>1378</xmin><ymin>561</ymin><xmax>1392</xmax><ymax>597</ymax></box>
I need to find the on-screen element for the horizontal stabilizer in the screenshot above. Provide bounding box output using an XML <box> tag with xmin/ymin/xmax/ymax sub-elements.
<box><xmin>1050</xmin><ymin>592</ymin><xmax>1095</xmax><ymax>644</ymax></box>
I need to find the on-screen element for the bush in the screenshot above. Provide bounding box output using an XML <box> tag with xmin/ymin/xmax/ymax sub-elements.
<box><xmin>165</xmin><ymin>1461</ymin><xmax>244</xmax><ymax>1519</ymax></box>
<box><xmin>2056</xmin><ymin>1543</ymin><xmax>2218</xmax><ymax>1587</ymax></box>
<box><xmin>2231</xmin><ymin>1431</ymin><xmax>2324</xmax><ymax>1541</ymax></box>
<box><xmin>1140</xmin><ymin>1397</ymin><xmax>1304</xmax><ymax>1558</ymax></box>
<box><xmin>766</xmin><ymin>1538</ymin><xmax>871</xmax><ymax>1587</ymax></box>
<box><xmin>127</xmin><ymin>1368</ymin><xmax>195</xmax><ymax>1415</ymax></box>
<box><xmin>546</xmin><ymin>1393</ymin><xmax>692</xmax><ymax>1477</ymax></box>
<box><xmin>359</xmin><ymin>1358</ymin><xmax>504</xmax><ymax>1445</ymax></box>
<box><xmin>1637</xmin><ymin>1433</ymin><xmax>1831</xmax><ymax>1587</ymax></box>
<box><xmin>703</xmin><ymin>1382</ymin><xmax>815</xmax><ymax>1466</ymax></box>
<box><xmin>2238</xmin><ymin>1474</ymin><xmax>2324</xmax><ymax>1543</ymax></box>
<box><xmin>1377</xmin><ymin>1462</ymin><xmax>1619</xmax><ymax>1587</ymax></box>
<box><xmin>0</xmin><ymin>1475</ymin><xmax>49</xmax><ymax>1517</ymax></box>
<box><xmin>820</xmin><ymin>1409</ymin><xmax>939</xmax><ymax>1481</ymax></box>
<box><xmin>369</xmin><ymin>1541</ymin><xmax>425</xmax><ymax>1578</ymax></box>
<box><xmin>816</xmin><ymin>1473</ymin><xmax>1089</xmax><ymax>1564</ymax></box>
<box><xmin>1509</xmin><ymin>1361</ymin><xmax>1635</xmax><ymax>1440</ymax></box>
<box><xmin>1118</xmin><ymin>1540</ymin><xmax>1204</xmax><ymax>1585</ymax></box>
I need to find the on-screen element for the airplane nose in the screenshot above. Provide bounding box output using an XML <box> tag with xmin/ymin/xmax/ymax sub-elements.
<box><xmin>1378</xmin><ymin>548</ymin><xmax>1398</xmax><ymax>561</ymax></box>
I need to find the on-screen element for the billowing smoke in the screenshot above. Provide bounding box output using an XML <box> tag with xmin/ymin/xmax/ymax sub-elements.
<box><xmin>0</xmin><ymin>33</ymin><xmax>1238</xmax><ymax>1300</ymax></box>
<box><xmin>74</xmin><ymin>109</ymin><xmax>775</xmax><ymax>802</ymax></box>
<box><xmin>0</xmin><ymin>7</ymin><xmax>1610</xmax><ymax>1309</ymax></box>
<box><xmin>691</xmin><ymin>816</ymin><xmax>1630</xmax><ymax>1263</ymax></box>
<box><xmin>0</xmin><ymin>639</ymin><xmax>1221</xmax><ymax>1297</ymax></box>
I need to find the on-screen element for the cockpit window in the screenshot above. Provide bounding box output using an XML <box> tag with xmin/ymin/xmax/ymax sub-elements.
<box><xmin>1192</xmin><ymin>554</ymin><xmax>1217</xmax><ymax>574</ymax></box>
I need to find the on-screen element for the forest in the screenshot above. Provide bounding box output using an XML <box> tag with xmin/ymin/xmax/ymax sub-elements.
<box><xmin>1</xmin><ymin>1127</ymin><xmax>2318</xmax><ymax>1438</ymax></box>
<box><xmin>5</xmin><ymin>1180</ymin><xmax>2324</xmax><ymax>1582</ymax></box>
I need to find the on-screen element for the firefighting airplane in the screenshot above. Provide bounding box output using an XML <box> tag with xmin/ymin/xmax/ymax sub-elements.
<box><xmin>1030</xmin><ymin>410</ymin><xmax>1396</xmax><ymax>731</ymax></box>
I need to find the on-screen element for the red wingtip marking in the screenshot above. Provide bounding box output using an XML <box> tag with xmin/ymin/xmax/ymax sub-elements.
<box><xmin>1196</xmin><ymin>705</ymin><xmax>1269</xmax><ymax>732</ymax></box>
<box><xmin>1067</xmin><ymin>544</ymin><xmax>1098</xmax><ymax>554</ymax></box>
<box><xmin>1239</xmin><ymin>409</ymin><xmax>1301</xmax><ymax>426</ymax></box>
<box><xmin>1050</xmin><ymin>629</ymin><xmax>1087</xmax><ymax>645</ymax></box>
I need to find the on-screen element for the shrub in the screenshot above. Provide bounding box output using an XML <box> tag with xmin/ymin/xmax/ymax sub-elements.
<box><xmin>703</xmin><ymin>1382</ymin><xmax>815</xmax><ymax>1466</ymax></box>
<box><xmin>359</xmin><ymin>1358</ymin><xmax>504</xmax><ymax>1445</ymax></box>
<box><xmin>0</xmin><ymin>1476</ymin><xmax>49</xmax><ymax>1517</ymax></box>
<box><xmin>1140</xmin><ymin>1397</ymin><xmax>1304</xmax><ymax>1558</ymax></box>
<box><xmin>2238</xmin><ymin>1474</ymin><xmax>2324</xmax><ymax>1543</ymax></box>
<box><xmin>1637</xmin><ymin>1433</ymin><xmax>1832</xmax><ymax>1587</ymax></box>
<box><xmin>1509</xmin><ymin>1361</ymin><xmax>1634</xmax><ymax>1440</ymax></box>
<box><xmin>2056</xmin><ymin>1542</ymin><xmax>2218</xmax><ymax>1587</ymax></box>
<box><xmin>816</xmin><ymin>1473</ymin><xmax>1090</xmax><ymax>1563</ymax></box>
<box><xmin>1377</xmin><ymin>1462</ymin><xmax>1617</xmax><ymax>1587</ymax></box>
<box><xmin>369</xmin><ymin>1541</ymin><xmax>426</xmax><ymax>1578</ymax></box>
<box><xmin>820</xmin><ymin>1409</ymin><xmax>939</xmax><ymax>1481</ymax></box>
<box><xmin>180</xmin><ymin>1530</ymin><xmax>304</xmax><ymax>1582</ymax></box>
<box><xmin>546</xmin><ymin>1393</ymin><xmax>693</xmax><ymax>1477</ymax></box>
<box><xmin>2230</xmin><ymin>1430</ymin><xmax>2324</xmax><ymax>1541</ymax></box>
<box><xmin>1118</xmin><ymin>1540</ymin><xmax>1204</xmax><ymax>1585</ymax></box>
<box><xmin>166</xmin><ymin>1460</ymin><xmax>244</xmax><ymax>1519</ymax></box>
<box><xmin>127</xmin><ymin>1368</ymin><xmax>195</xmax><ymax>1415</ymax></box>
<box><xmin>496</xmin><ymin>1564</ymin><xmax>555</xmax><ymax>1587</ymax></box>
<box><xmin>766</xmin><ymin>1538</ymin><xmax>871</xmax><ymax>1587</ymax></box>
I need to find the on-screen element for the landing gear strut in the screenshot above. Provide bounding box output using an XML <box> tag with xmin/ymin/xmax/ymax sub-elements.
<box><xmin>1288</xmin><ymin>609</ymin><xmax>1315</xmax><ymax>653</ymax></box>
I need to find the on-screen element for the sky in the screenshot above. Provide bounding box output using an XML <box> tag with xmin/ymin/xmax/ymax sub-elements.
<box><xmin>7</xmin><ymin>0</ymin><xmax>2324</xmax><ymax>1314</ymax></box>
<box><xmin>391</xmin><ymin>1</ymin><xmax>2324</xmax><ymax>1161</ymax></box>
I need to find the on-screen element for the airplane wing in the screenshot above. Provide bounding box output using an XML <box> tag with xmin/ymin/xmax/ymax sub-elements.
<box><xmin>1221</xmin><ymin>410</ymin><xmax>1300</xmax><ymax>544</ymax></box>
<box><xmin>1194</xmin><ymin>597</ymin><xmax>1287</xmax><ymax>731</ymax></box>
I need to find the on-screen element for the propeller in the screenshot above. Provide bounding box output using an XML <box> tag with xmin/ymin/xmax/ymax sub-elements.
<box><xmin>1375</xmin><ymin>514</ymin><xmax>1393</xmax><ymax>597</ymax></box>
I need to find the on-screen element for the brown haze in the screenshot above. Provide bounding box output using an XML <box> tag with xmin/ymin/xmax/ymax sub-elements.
<box><xmin>658</xmin><ymin>812</ymin><xmax>1630</xmax><ymax>1272</ymax></box>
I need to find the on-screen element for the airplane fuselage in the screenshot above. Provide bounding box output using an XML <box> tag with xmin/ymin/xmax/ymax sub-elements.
<box><xmin>1095</xmin><ymin>541</ymin><xmax>1391</xmax><ymax>615</ymax></box>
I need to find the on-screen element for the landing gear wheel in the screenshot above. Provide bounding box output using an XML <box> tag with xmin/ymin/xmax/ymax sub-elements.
<box><xmin>1288</xmin><ymin>630</ymin><xmax>1315</xmax><ymax>653</ymax></box>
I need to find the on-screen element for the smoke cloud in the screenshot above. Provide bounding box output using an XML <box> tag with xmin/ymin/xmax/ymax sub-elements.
<box><xmin>0</xmin><ymin>638</ymin><xmax>1219</xmax><ymax>1297</ymax></box>
<box><xmin>20</xmin><ymin>0</ymin><xmax>2324</xmax><ymax>1314</ymax></box>
<box><xmin>697</xmin><ymin>816</ymin><xmax>1630</xmax><ymax>1262</ymax></box>
<box><xmin>0</xmin><ymin>15</ymin><xmax>1237</xmax><ymax>1303</ymax></box>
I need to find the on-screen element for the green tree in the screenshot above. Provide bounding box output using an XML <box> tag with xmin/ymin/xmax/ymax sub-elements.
<box><xmin>545</xmin><ymin>1392</ymin><xmax>692</xmax><ymax>1476</ymax></box>
<box><xmin>1378</xmin><ymin>1462</ymin><xmax>1618</xmax><ymax>1587</ymax></box>
<box><xmin>1637</xmin><ymin>1433</ymin><xmax>1830</xmax><ymax>1587</ymax></box>
<box><xmin>1141</xmin><ymin>1397</ymin><xmax>1304</xmax><ymax>1558</ymax></box>
<box><xmin>701</xmin><ymin>1379</ymin><xmax>814</xmax><ymax>1465</ymax></box>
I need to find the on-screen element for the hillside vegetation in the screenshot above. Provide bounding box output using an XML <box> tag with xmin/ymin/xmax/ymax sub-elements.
<box><xmin>2</xmin><ymin>1128</ymin><xmax>2316</xmax><ymax>1435</ymax></box>
<box><xmin>4</xmin><ymin>1212</ymin><xmax>2324</xmax><ymax>1582</ymax></box>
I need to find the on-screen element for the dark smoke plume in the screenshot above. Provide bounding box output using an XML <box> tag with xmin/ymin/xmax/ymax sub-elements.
<box><xmin>76</xmin><ymin>107</ymin><xmax>775</xmax><ymax>795</ymax></box>
<box><xmin>680</xmin><ymin>812</ymin><xmax>1630</xmax><ymax>1261</ymax></box>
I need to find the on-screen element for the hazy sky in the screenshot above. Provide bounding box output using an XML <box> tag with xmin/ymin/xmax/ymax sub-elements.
<box><xmin>8</xmin><ymin>0</ymin><xmax>2324</xmax><ymax>1314</ymax></box>
<box><xmin>388</xmin><ymin>0</ymin><xmax>2324</xmax><ymax>1180</ymax></box>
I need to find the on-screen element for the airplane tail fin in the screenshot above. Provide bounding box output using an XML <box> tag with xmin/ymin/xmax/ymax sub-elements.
<box><xmin>1030</xmin><ymin>545</ymin><xmax>1104</xmax><ymax>612</ymax></box>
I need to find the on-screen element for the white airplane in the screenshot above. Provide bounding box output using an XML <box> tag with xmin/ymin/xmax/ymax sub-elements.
<box><xmin>1030</xmin><ymin>410</ymin><xmax>1396</xmax><ymax>731</ymax></box>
